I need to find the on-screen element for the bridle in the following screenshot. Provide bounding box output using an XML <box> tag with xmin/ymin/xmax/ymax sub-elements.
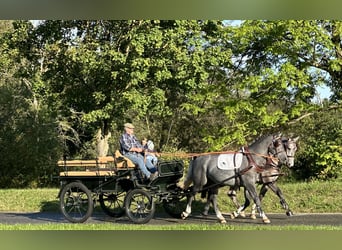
<box><xmin>267</xmin><ymin>137</ymin><xmax>289</xmax><ymax>167</ymax></box>
<box><xmin>283</xmin><ymin>138</ymin><xmax>298</xmax><ymax>166</ymax></box>
<box><xmin>268</xmin><ymin>137</ymin><xmax>298</xmax><ymax>168</ymax></box>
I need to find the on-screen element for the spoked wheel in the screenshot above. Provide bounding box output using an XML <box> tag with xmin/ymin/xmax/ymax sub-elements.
<box><xmin>124</xmin><ymin>189</ymin><xmax>155</xmax><ymax>224</ymax></box>
<box><xmin>163</xmin><ymin>194</ymin><xmax>188</xmax><ymax>219</ymax></box>
<box><xmin>59</xmin><ymin>182</ymin><xmax>93</xmax><ymax>223</ymax></box>
<box><xmin>99</xmin><ymin>191</ymin><xmax>126</xmax><ymax>218</ymax></box>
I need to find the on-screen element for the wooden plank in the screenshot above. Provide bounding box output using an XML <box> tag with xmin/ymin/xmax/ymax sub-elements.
<box><xmin>116</xmin><ymin>161</ymin><xmax>135</xmax><ymax>169</ymax></box>
<box><xmin>59</xmin><ymin>170</ymin><xmax>116</xmax><ymax>177</ymax></box>
<box><xmin>57</xmin><ymin>160</ymin><xmax>109</xmax><ymax>167</ymax></box>
<box><xmin>98</xmin><ymin>156</ymin><xmax>115</xmax><ymax>162</ymax></box>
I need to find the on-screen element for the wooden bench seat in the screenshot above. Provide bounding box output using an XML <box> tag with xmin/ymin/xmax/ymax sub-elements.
<box><xmin>58</xmin><ymin>150</ymin><xmax>136</xmax><ymax>177</ymax></box>
<box><xmin>113</xmin><ymin>150</ymin><xmax>135</xmax><ymax>168</ymax></box>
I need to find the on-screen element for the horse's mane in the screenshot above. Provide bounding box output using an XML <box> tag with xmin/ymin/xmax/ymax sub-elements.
<box><xmin>248</xmin><ymin>133</ymin><xmax>275</xmax><ymax>150</ymax></box>
<box><xmin>249</xmin><ymin>134</ymin><xmax>273</xmax><ymax>145</ymax></box>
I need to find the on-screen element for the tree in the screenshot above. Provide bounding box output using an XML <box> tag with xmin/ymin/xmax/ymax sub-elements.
<box><xmin>289</xmin><ymin>102</ymin><xmax>342</xmax><ymax>180</ymax></box>
<box><xmin>3</xmin><ymin>20</ymin><xmax>342</xmax><ymax>186</ymax></box>
<box><xmin>224</xmin><ymin>20</ymin><xmax>342</xmax><ymax>180</ymax></box>
<box><xmin>0</xmin><ymin>21</ymin><xmax>62</xmax><ymax>187</ymax></box>
<box><xmin>27</xmin><ymin>20</ymin><xmax>232</xmax><ymax>155</ymax></box>
<box><xmin>24</xmin><ymin>20</ymin><xmax>342</xmax><ymax>152</ymax></box>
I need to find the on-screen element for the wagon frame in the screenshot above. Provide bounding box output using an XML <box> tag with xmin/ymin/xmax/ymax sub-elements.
<box><xmin>57</xmin><ymin>150</ymin><xmax>187</xmax><ymax>224</ymax></box>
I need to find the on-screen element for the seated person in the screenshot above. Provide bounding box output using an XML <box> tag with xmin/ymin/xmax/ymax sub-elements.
<box><xmin>119</xmin><ymin>123</ymin><xmax>158</xmax><ymax>182</ymax></box>
<box><xmin>142</xmin><ymin>137</ymin><xmax>159</xmax><ymax>167</ymax></box>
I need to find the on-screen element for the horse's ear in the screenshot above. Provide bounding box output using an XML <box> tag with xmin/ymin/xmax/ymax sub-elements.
<box><xmin>292</xmin><ymin>136</ymin><xmax>299</xmax><ymax>142</ymax></box>
<box><xmin>273</xmin><ymin>132</ymin><xmax>282</xmax><ymax>140</ymax></box>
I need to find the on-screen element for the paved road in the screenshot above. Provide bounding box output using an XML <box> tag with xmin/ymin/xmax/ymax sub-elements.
<box><xmin>1</xmin><ymin>212</ymin><xmax>342</xmax><ymax>226</ymax></box>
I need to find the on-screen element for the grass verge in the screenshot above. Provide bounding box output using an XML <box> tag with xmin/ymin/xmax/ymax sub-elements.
<box><xmin>0</xmin><ymin>180</ymin><xmax>342</xmax><ymax>230</ymax></box>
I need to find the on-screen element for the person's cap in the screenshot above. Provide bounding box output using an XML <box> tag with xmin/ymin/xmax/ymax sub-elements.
<box><xmin>124</xmin><ymin>123</ymin><xmax>135</xmax><ymax>129</ymax></box>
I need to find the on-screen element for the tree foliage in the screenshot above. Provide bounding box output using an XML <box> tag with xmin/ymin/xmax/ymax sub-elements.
<box><xmin>0</xmin><ymin>20</ymin><xmax>342</xmax><ymax>187</ymax></box>
<box><xmin>0</xmin><ymin>21</ymin><xmax>62</xmax><ymax>187</ymax></box>
<box><xmin>290</xmin><ymin>104</ymin><xmax>342</xmax><ymax>181</ymax></box>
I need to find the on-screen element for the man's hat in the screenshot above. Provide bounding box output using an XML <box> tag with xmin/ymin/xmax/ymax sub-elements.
<box><xmin>124</xmin><ymin>123</ymin><xmax>135</xmax><ymax>129</ymax></box>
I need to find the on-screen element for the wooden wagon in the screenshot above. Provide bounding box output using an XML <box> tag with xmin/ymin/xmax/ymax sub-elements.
<box><xmin>57</xmin><ymin>151</ymin><xmax>187</xmax><ymax>224</ymax></box>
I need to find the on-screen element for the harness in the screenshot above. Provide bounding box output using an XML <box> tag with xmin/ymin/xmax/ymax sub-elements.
<box><xmin>203</xmin><ymin>138</ymin><xmax>287</xmax><ymax>193</ymax></box>
<box><xmin>240</xmin><ymin>146</ymin><xmax>264</xmax><ymax>174</ymax></box>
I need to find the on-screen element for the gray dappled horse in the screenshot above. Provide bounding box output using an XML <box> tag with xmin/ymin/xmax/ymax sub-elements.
<box><xmin>225</xmin><ymin>136</ymin><xmax>299</xmax><ymax>220</ymax></box>
<box><xmin>180</xmin><ymin>134</ymin><xmax>291</xmax><ymax>224</ymax></box>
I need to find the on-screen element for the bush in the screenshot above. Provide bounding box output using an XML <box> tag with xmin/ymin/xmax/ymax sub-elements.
<box><xmin>291</xmin><ymin>107</ymin><xmax>342</xmax><ymax>181</ymax></box>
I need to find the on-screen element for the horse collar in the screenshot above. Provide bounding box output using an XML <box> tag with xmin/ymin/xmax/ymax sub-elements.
<box><xmin>241</xmin><ymin>147</ymin><xmax>264</xmax><ymax>173</ymax></box>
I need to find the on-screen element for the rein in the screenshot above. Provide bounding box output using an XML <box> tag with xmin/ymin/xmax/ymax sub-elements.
<box><xmin>159</xmin><ymin>150</ymin><xmax>278</xmax><ymax>161</ymax></box>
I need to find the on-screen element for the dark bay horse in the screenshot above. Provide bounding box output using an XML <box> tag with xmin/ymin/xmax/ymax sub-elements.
<box><xmin>180</xmin><ymin>134</ymin><xmax>291</xmax><ymax>224</ymax></box>
<box><xmin>226</xmin><ymin>136</ymin><xmax>299</xmax><ymax>220</ymax></box>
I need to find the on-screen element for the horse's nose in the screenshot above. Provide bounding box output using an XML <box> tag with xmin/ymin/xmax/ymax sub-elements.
<box><xmin>287</xmin><ymin>157</ymin><xmax>295</xmax><ymax>167</ymax></box>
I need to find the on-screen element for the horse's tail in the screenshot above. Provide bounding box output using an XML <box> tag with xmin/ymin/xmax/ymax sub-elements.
<box><xmin>177</xmin><ymin>158</ymin><xmax>195</xmax><ymax>190</ymax></box>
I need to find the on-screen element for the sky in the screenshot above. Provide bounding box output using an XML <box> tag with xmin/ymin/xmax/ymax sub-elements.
<box><xmin>315</xmin><ymin>85</ymin><xmax>332</xmax><ymax>102</ymax></box>
<box><xmin>317</xmin><ymin>85</ymin><xmax>332</xmax><ymax>98</ymax></box>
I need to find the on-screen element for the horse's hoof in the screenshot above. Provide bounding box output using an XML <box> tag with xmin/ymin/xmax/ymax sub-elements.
<box><xmin>181</xmin><ymin>212</ymin><xmax>188</xmax><ymax>220</ymax></box>
<box><xmin>219</xmin><ymin>219</ymin><xmax>227</xmax><ymax>224</ymax></box>
<box><xmin>286</xmin><ymin>211</ymin><xmax>293</xmax><ymax>216</ymax></box>
<box><xmin>240</xmin><ymin>211</ymin><xmax>246</xmax><ymax>218</ymax></box>
<box><xmin>201</xmin><ymin>212</ymin><xmax>208</xmax><ymax>216</ymax></box>
<box><xmin>263</xmin><ymin>218</ymin><xmax>271</xmax><ymax>224</ymax></box>
<box><xmin>250</xmin><ymin>214</ymin><xmax>257</xmax><ymax>220</ymax></box>
<box><xmin>230</xmin><ymin>211</ymin><xmax>238</xmax><ymax>219</ymax></box>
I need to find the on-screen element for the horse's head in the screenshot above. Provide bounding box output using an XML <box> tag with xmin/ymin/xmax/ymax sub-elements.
<box><xmin>283</xmin><ymin>136</ymin><xmax>299</xmax><ymax>167</ymax></box>
<box><xmin>268</xmin><ymin>134</ymin><xmax>298</xmax><ymax>168</ymax></box>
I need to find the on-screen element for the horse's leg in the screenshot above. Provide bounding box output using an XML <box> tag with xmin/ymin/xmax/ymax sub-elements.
<box><xmin>250</xmin><ymin>203</ymin><xmax>257</xmax><ymax>219</ymax></box>
<box><xmin>201</xmin><ymin>188</ymin><xmax>226</xmax><ymax>223</ymax></box>
<box><xmin>250</xmin><ymin>184</ymin><xmax>268</xmax><ymax>220</ymax></box>
<box><xmin>202</xmin><ymin>189</ymin><xmax>211</xmax><ymax>216</ymax></box>
<box><xmin>208</xmin><ymin>188</ymin><xmax>227</xmax><ymax>223</ymax></box>
<box><xmin>180</xmin><ymin>161</ymin><xmax>195</xmax><ymax>220</ymax></box>
<box><xmin>245</xmin><ymin>183</ymin><xmax>270</xmax><ymax>224</ymax></box>
<box><xmin>228</xmin><ymin>188</ymin><xmax>246</xmax><ymax>218</ymax></box>
<box><xmin>267</xmin><ymin>182</ymin><xmax>293</xmax><ymax>216</ymax></box>
<box><xmin>231</xmin><ymin>188</ymin><xmax>250</xmax><ymax>219</ymax></box>
<box><xmin>181</xmin><ymin>190</ymin><xmax>195</xmax><ymax>220</ymax></box>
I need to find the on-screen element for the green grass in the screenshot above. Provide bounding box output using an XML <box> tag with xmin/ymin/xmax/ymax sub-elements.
<box><xmin>0</xmin><ymin>188</ymin><xmax>59</xmax><ymax>212</ymax></box>
<box><xmin>1</xmin><ymin>180</ymin><xmax>342</xmax><ymax>230</ymax></box>
<box><xmin>2</xmin><ymin>180</ymin><xmax>342</xmax><ymax>213</ymax></box>
<box><xmin>217</xmin><ymin>180</ymin><xmax>342</xmax><ymax>214</ymax></box>
<box><xmin>1</xmin><ymin>223</ymin><xmax>341</xmax><ymax>230</ymax></box>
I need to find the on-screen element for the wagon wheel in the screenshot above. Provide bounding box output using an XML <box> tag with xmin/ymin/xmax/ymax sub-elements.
<box><xmin>124</xmin><ymin>189</ymin><xmax>155</xmax><ymax>224</ymax></box>
<box><xmin>59</xmin><ymin>182</ymin><xmax>94</xmax><ymax>223</ymax></box>
<box><xmin>163</xmin><ymin>194</ymin><xmax>188</xmax><ymax>219</ymax></box>
<box><xmin>99</xmin><ymin>191</ymin><xmax>126</xmax><ymax>218</ymax></box>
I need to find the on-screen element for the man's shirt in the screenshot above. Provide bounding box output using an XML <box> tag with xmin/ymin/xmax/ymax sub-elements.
<box><xmin>119</xmin><ymin>133</ymin><xmax>143</xmax><ymax>155</ymax></box>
